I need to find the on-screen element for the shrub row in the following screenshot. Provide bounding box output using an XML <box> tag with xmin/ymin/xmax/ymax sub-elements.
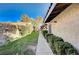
<box><xmin>42</xmin><ymin>30</ymin><xmax>78</xmax><ymax>55</ymax></box>
<box><xmin>42</xmin><ymin>30</ymin><xmax>48</xmax><ymax>37</ymax></box>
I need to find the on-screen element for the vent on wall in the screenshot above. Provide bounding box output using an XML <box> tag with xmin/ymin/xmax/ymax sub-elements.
<box><xmin>54</xmin><ymin>21</ymin><xmax>57</xmax><ymax>23</ymax></box>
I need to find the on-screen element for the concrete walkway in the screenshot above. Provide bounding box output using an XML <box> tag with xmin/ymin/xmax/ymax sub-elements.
<box><xmin>36</xmin><ymin>31</ymin><xmax>53</xmax><ymax>55</ymax></box>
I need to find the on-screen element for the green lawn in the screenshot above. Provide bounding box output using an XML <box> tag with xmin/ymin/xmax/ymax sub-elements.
<box><xmin>0</xmin><ymin>31</ymin><xmax>39</xmax><ymax>55</ymax></box>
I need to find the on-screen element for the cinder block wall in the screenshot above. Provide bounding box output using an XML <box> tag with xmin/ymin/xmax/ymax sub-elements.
<box><xmin>49</xmin><ymin>4</ymin><xmax>79</xmax><ymax>52</ymax></box>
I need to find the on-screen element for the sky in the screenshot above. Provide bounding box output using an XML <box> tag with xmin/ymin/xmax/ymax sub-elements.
<box><xmin>0</xmin><ymin>3</ymin><xmax>50</xmax><ymax>22</ymax></box>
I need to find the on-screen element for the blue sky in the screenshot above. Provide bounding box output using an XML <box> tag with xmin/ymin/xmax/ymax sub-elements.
<box><xmin>0</xmin><ymin>3</ymin><xmax>50</xmax><ymax>22</ymax></box>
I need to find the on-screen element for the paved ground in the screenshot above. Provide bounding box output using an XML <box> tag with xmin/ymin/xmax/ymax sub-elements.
<box><xmin>36</xmin><ymin>31</ymin><xmax>53</xmax><ymax>55</ymax></box>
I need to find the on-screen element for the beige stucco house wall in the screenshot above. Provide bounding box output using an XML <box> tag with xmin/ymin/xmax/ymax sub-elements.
<box><xmin>49</xmin><ymin>4</ymin><xmax>79</xmax><ymax>52</ymax></box>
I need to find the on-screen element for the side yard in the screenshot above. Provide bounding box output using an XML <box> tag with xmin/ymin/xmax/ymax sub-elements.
<box><xmin>0</xmin><ymin>31</ymin><xmax>39</xmax><ymax>55</ymax></box>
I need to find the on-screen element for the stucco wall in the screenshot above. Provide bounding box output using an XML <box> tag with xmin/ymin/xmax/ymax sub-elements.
<box><xmin>49</xmin><ymin>4</ymin><xmax>79</xmax><ymax>52</ymax></box>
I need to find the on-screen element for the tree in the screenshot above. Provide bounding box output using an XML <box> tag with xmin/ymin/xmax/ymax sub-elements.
<box><xmin>35</xmin><ymin>16</ymin><xmax>43</xmax><ymax>23</ymax></box>
<box><xmin>20</xmin><ymin>14</ymin><xmax>31</xmax><ymax>22</ymax></box>
<box><xmin>35</xmin><ymin>16</ymin><xmax>44</xmax><ymax>29</ymax></box>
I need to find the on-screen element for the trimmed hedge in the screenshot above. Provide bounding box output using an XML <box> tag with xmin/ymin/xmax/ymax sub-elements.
<box><xmin>42</xmin><ymin>30</ymin><xmax>78</xmax><ymax>55</ymax></box>
<box><xmin>45</xmin><ymin>34</ymin><xmax>53</xmax><ymax>42</ymax></box>
<box><xmin>54</xmin><ymin>41</ymin><xmax>65</xmax><ymax>55</ymax></box>
<box><xmin>63</xmin><ymin>42</ymin><xmax>78</xmax><ymax>55</ymax></box>
<box><xmin>42</xmin><ymin>30</ymin><xmax>48</xmax><ymax>37</ymax></box>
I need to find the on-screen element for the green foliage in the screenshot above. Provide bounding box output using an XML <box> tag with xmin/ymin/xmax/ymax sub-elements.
<box><xmin>20</xmin><ymin>14</ymin><xmax>29</xmax><ymax>22</ymax></box>
<box><xmin>0</xmin><ymin>31</ymin><xmax>39</xmax><ymax>55</ymax></box>
<box><xmin>63</xmin><ymin>42</ymin><xmax>78</xmax><ymax>55</ymax></box>
<box><xmin>42</xmin><ymin>32</ymin><xmax>78</xmax><ymax>55</ymax></box>
<box><xmin>54</xmin><ymin>41</ymin><xmax>65</xmax><ymax>55</ymax></box>
<box><xmin>31</xmin><ymin>20</ymin><xmax>38</xmax><ymax>28</ymax></box>
<box><xmin>54</xmin><ymin>37</ymin><xmax>64</xmax><ymax>42</ymax></box>
<box><xmin>52</xmin><ymin>36</ymin><xmax>64</xmax><ymax>54</ymax></box>
<box><xmin>36</xmin><ymin>16</ymin><xmax>43</xmax><ymax>22</ymax></box>
<box><xmin>42</xmin><ymin>30</ymin><xmax>48</xmax><ymax>37</ymax></box>
<box><xmin>46</xmin><ymin>34</ymin><xmax>53</xmax><ymax>44</ymax></box>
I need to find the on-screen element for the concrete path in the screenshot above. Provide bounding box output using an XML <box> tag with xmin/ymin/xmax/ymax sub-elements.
<box><xmin>36</xmin><ymin>31</ymin><xmax>53</xmax><ymax>55</ymax></box>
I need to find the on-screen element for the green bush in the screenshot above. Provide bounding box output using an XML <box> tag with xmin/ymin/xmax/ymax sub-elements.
<box><xmin>45</xmin><ymin>34</ymin><xmax>57</xmax><ymax>54</ymax></box>
<box><xmin>45</xmin><ymin>33</ymin><xmax>78</xmax><ymax>55</ymax></box>
<box><xmin>45</xmin><ymin>34</ymin><xmax>53</xmax><ymax>42</ymax></box>
<box><xmin>54</xmin><ymin>37</ymin><xmax>64</xmax><ymax>42</ymax></box>
<box><xmin>52</xmin><ymin>37</ymin><xmax>64</xmax><ymax>50</ymax></box>
<box><xmin>54</xmin><ymin>41</ymin><xmax>65</xmax><ymax>55</ymax></box>
<box><xmin>42</xmin><ymin>30</ymin><xmax>48</xmax><ymax>37</ymax></box>
<box><xmin>63</xmin><ymin>42</ymin><xmax>78</xmax><ymax>55</ymax></box>
<box><xmin>45</xmin><ymin>34</ymin><xmax>64</xmax><ymax>54</ymax></box>
<box><xmin>53</xmin><ymin>37</ymin><xmax>65</xmax><ymax>55</ymax></box>
<box><xmin>45</xmin><ymin>33</ymin><xmax>64</xmax><ymax>43</ymax></box>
